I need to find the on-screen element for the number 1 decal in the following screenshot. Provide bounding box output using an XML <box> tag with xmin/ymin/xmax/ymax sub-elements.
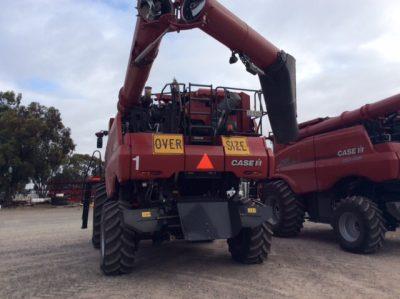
<box><xmin>132</xmin><ymin>156</ymin><xmax>140</xmax><ymax>171</ymax></box>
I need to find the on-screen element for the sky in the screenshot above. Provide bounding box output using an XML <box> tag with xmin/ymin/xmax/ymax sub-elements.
<box><xmin>0</xmin><ymin>0</ymin><xmax>399</xmax><ymax>154</ymax></box>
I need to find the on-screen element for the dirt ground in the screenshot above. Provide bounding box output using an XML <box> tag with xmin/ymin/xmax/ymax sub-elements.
<box><xmin>0</xmin><ymin>206</ymin><xmax>399</xmax><ymax>299</ymax></box>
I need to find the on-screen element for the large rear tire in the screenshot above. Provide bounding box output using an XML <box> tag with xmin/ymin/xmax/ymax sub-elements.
<box><xmin>333</xmin><ymin>196</ymin><xmax>386</xmax><ymax>254</ymax></box>
<box><xmin>263</xmin><ymin>180</ymin><xmax>305</xmax><ymax>237</ymax></box>
<box><xmin>227</xmin><ymin>222</ymin><xmax>273</xmax><ymax>264</ymax></box>
<box><xmin>92</xmin><ymin>183</ymin><xmax>107</xmax><ymax>249</ymax></box>
<box><xmin>100</xmin><ymin>201</ymin><xmax>137</xmax><ymax>275</ymax></box>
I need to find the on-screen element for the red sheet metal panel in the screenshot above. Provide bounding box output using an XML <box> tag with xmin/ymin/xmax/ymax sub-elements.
<box><xmin>299</xmin><ymin>94</ymin><xmax>400</xmax><ymax>139</ymax></box>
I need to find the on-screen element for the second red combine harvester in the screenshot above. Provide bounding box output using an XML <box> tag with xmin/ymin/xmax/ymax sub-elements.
<box><xmin>266</xmin><ymin>94</ymin><xmax>400</xmax><ymax>254</ymax></box>
<box><xmin>82</xmin><ymin>0</ymin><xmax>299</xmax><ymax>275</ymax></box>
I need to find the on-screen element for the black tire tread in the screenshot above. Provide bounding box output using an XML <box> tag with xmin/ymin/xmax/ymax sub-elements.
<box><xmin>100</xmin><ymin>201</ymin><xmax>136</xmax><ymax>275</ymax></box>
<box><xmin>333</xmin><ymin>196</ymin><xmax>386</xmax><ymax>254</ymax></box>
<box><xmin>92</xmin><ymin>183</ymin><xmax>107</xmax><ymax>249</ymax></box>
<box><xmin>264</xmin><ymin>180</ymin><xmax>305</xmax><ymax>237</ymax></box>
<box><xmin>228</xmin><ymin>222</ymin><xmax>273</xmax><ymax>264</ymax></box>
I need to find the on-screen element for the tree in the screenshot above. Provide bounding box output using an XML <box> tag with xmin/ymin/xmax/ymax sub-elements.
<box><xmin>27</xmin><ymin>102</ymin><xmax>75</xmax><ymax>197</ymax></box>
<box><xmin>51</xmin><ymin>153</ymin><xmax>103</xmax><ymax>184</ymax></box>
<box><xmin>0</xmin><ymin>91</ymin><xmax>21</xmax><ymax>110</ymax></box>
<box><xmin>0</xmin><ymin>91</ymin><xmax>75</xmax><ymax>205</ymax></box>
<box><xmin>0</xmin><ymin>91</ymin><xmax>34</xmax><ymax>205</ymax></box>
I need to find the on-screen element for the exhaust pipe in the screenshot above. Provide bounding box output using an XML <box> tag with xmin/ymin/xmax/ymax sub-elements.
<box><xmin>180</xmin><ymin>0</ymin><xmax>298</xmax><ymax>143</ymax></box>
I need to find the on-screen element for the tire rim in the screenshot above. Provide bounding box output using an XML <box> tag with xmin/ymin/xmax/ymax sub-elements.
<box><xmin>338</xmin><ymin>212</ymin><xmax>361</xmax><ymax>243</ymax></box>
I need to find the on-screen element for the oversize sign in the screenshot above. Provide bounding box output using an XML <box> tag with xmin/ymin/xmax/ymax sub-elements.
<box><xmin>222</xmin><ymin>136</ymin><xmax>250</xmax><ymax>156</ymax></box>
<box><xmin>153</xmin><ymin>134</ymin><xmax>184</xmax><ymax>155</ymax></box>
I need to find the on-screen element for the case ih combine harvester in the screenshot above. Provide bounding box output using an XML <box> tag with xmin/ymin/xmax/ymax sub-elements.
<box><xmin>81</xmin><ymin>0</ymin><xmax>299</xmax><ymax>275</ymax></box>
<box><xmin>267</xmin><ymin>94</ymin><xmax>400</xmax><ymax>253</ymax></box>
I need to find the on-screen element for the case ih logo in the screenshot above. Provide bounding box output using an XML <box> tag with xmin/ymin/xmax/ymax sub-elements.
<box><xmin>231</xmin><ymin>159</ymin><xmax>262</xmax><ymax>167</ymax></box>
<box><xmin>337</xmin><ymin>146</ymin><xmax>365</xmax><ymax>157</ymax></box>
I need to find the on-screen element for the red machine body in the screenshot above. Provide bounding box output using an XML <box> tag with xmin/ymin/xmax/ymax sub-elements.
<box><xmin>267</xmin><ymin>93</ymin><xmax>400</xmax><ymax>254</ymax></box>
<box><xmin>104</xmin><ymin>0</ymin><xmax>298</xmax><ymax>199</ymax></box>
<box><xmin>87</xmin><ymin>0</ymin><xmax>301</xmax><ymax>274</ymax></box>
<box><xmin>275</xmin><ymin>125</ymin><xmax>400</xmax><ymax>194</ymax></box>
<box><xmin>106</xmin><ymin>132</ymin><xmax>271</xmax><ymax>194</ymax></box>
<box><xmin>106</xmin><ymin>87</ymin><xmax>272</xmax><ymax>198</ymax></box>
<box><xmin>298</xmin><ymin>93</ymin><xmax>400</xmax><ymax>139</ymax></box>
<box><xmin>274</xmin><ymin>93</ymin><xmax>400</xmax><ymax>195</ymax></box>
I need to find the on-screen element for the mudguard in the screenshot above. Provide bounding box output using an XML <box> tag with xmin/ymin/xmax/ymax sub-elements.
<box><xmin>122</xmin><ymin>200</ymin><xmax>274</xmax><ymax>241</ymax></box>
<box><xmin>177</xmin><ymin>200</ymin><xmax>273</xmax><ymax>241</ymax></box>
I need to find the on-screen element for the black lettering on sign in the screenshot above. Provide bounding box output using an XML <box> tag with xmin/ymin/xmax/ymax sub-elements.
<box><xmin>153</xmin><ymin>135</ymin><xmax>184</xmax><ymax>155</ymax></box>
<box><xmin>169</xmin><ymin>139</ymin><xmax>175</xmax><ymax>150</ymax></box>
<box><xmin>239</xmin><ymin>141</ymin><xmax>246</xmax><ymax>151</ymax></box>
<box><xmin>176</xmin><ymin>139</ymin><xmax>183</xmax><ymax>150</ymax></box>
<box><xmin>226</xmin><ymin>140</ymin><xmax>233</xmax><ymax>151</ymax></box>
<box><xmin>222</xmin><ymin>137</ymin><xmax>250</xmax><ymax>156</ymax></box>
<box><xmin>155</xmin><ymin>139</ymin><xmax>162</xmax><ymax>149</ymax></box>
<box><xmin>236</xmin><ymin>141</ymin><xmax>241</xmax><ymax>151</ymax></box>
<box><xmin>232</xmin><ymin>141</ymin><xmax>238</xmax><ymax>151</ymax></box>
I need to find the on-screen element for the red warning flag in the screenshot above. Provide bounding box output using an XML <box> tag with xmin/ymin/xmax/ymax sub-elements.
<box><xmin>197</xmin><ymin>154</ymin><xmax>214</xmax><ymax>170</ymax></box>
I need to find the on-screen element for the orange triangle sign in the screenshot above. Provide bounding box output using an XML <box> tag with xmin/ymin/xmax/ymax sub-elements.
<box><xmin>197</xmin><ymin>154</ymin><xmax>214</xmax><ymax>170</ymax></box>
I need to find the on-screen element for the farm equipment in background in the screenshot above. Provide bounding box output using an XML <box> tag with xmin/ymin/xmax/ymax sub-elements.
<box><xmin>81</xmin><ymin>0</ymin><xmax>300</xmax><ymax>276</ymax></box>
<box><xmin>48</xmin><ymin>181</ymin><xmax>85</xmax><ymax>205</ymax></box>
<box><xmin>265</xmin><ymin>93</ymin><xmax>400</xmax><ymax>253</ymax></box>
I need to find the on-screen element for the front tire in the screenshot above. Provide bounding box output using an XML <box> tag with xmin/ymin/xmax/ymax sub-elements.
<box><xmin>100</xmin><ymin>201</ymin><xmax>137</xmax><ymax>275</ymax></box>
<box><xmin>263</xmin><ymin>180</ymin><xmax>305</xmax><ymax>237</ymax></box>
<box><xmin>333</xmin><ymin>196</ymin><xmax>386</xmax><ymax>254</ymax></box>
<box><xmin>227</xmin><ymin>222</ymin><xmax>273</xmax><ymax>264</ymax></box>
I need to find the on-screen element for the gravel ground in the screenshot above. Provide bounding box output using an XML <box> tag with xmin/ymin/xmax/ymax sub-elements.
<box><xmin>0</xmin><ymin>205</ymin><xmax>399</xmax><ymax>299</ymax></box>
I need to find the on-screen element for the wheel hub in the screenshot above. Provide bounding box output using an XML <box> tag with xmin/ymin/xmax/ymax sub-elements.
<box><xmin>338</xmin><ymin>212</ymin><xmax>361</xmax><ymax>243</ymax></box>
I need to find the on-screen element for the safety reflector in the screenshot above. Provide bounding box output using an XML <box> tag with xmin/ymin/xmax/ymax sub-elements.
<box><xmin>197</xmin><ymin>154</ymin><xmax>214</xmax><ymax>170</ymax></box>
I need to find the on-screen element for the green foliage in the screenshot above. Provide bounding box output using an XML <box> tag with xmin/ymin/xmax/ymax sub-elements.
<box><xmin>52</xmin><ymin>153</ymin><xmax>103</xmax><ymax>184</ymax></box>
<box><xmin>0</xmin><ymin>91</ymin><xmax>21</xmax><ymax>110</ymax></box>
<box><xmin>0</xmin><ymin>91</ymin><xmax>75</xmax><ymax>205</ymax></box>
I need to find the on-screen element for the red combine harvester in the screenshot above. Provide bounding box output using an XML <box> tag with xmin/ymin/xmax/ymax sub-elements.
<box><xmin>266</xmin><ymin>94</ymin><xmax>400</xmax><ymax>253</ymax></box>
<box><xmin>81</xmin><ymin>0</ymin><xmax>299</xmax><ymax>275</ymax></box>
